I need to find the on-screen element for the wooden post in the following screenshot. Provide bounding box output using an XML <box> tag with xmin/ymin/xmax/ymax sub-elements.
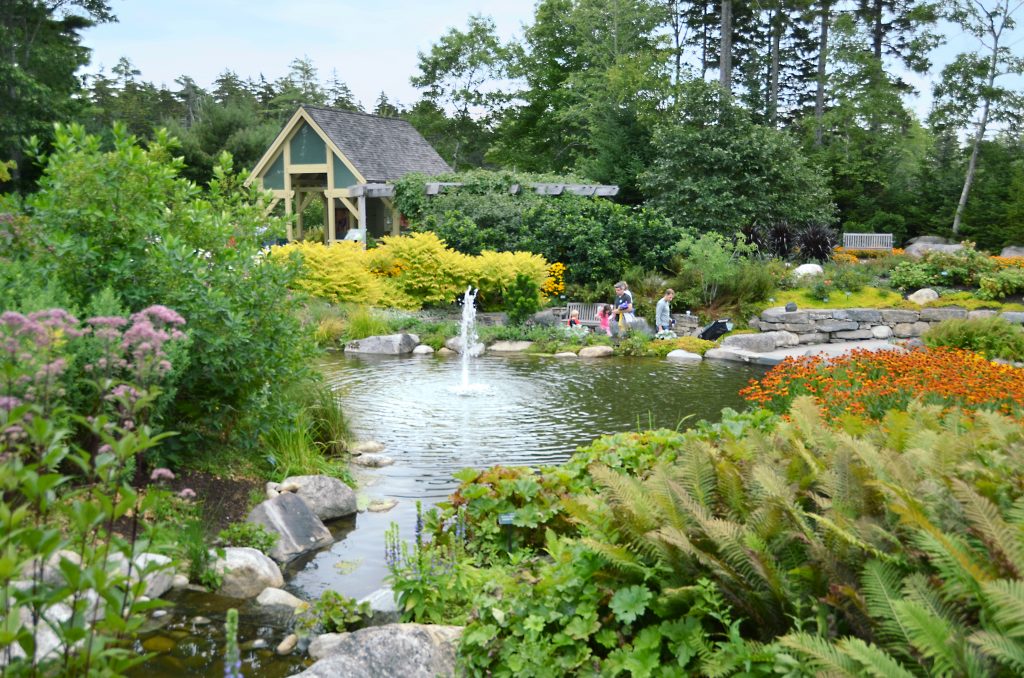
<box><xmin>295</xmin><ymin>190</ymin><xmax>304</xmax><ymax>241</ymax></box>
<box><xmin>326</xmin><ymin>194</ymin><xmax>336</xmax><ymax>244</ymax></box>
<box><xmin>284</xmin><ymin>188</ymin><xmax>294</xmax><ymax>241</ymax></box>
<box><xmin>357</xmin><ymin>193</ymin><xmax>367</xmax><ymax>248</ymax></box>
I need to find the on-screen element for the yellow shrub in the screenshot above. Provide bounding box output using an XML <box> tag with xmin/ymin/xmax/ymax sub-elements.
<box><xmin>366</xmin><ymin>232</ymin><xmax>475</xmax><ymax>308</ymax></box>
<box><xmin>472</xmin><ymin>250</ymin><xmax>550</xmax><ymax>309</ymax></box>
<box><xmin>270</xmin><ymin>241</ymin><xmax>384</xmax><ymax>305</ymax></box>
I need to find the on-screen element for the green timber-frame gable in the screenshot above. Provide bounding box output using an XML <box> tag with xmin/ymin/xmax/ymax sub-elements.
<box><xmin>332</xmin><ymin>154</ymin><xmax>357</xmax><ymax>189</ymax></box>
<box><xmin>247</xmin><ymin>105</ymin><xmax>452</xmax><ymax>246</ymax></box>
<box><xmin>263</xmin><ymin>154</ymin><xmax>285</xmax><ymax>190</ymax></box>
<box><xmin>289</xmin><ymin>122</ymin><xmax>326</xmax><ymax>165</ymax></box>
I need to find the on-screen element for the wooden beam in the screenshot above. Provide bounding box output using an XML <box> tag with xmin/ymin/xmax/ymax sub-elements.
<box><xmin>338</xmin><ymin>195</ymin><xmax>359</xmax><ymax>219</ymax></box>
<box><xmin>263</xmin><ymin>197</ymin><xmax>280</xmax><ymax>216</ymax></box>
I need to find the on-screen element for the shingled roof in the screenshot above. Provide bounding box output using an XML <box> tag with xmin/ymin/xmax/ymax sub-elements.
<box><xmin>303</xmin><ymin>105</ymin><xmax>452</xmax><ymax>183</ymax></box>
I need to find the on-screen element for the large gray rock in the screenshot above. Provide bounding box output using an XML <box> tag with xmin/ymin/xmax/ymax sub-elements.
<box><xmin>411</xmin><ymin>344</ymin><xmax>434</xmax><ymax>355</ymax></box>
<box><xmin>443</xmin><ymin>336</ymin><xmax>484</xmax><ymax>356</ymax></box>
<box><xmin>871</xmin><ymin>325</ymin><xmax>893</xmax><ymax>339</ymax></box>
<box><xmin>906</xmin><ymin>235</ymin><xmax>954</xmax><ymax>246</ymax></box>
<box><xmin>247</xmin><ymin>493</ymin><xmax>333</xmax><ymax>563</ymax></box>
<box><xmin>280</xmin><ymin>475</ymin><xmax>357</xmax><ymax>521</ymax></box>
<box><xmin>905</xmin><ymin>242</ymin><xmax>964</xmax><ymax>258</ymax></box>
<box><xmin>297</xmin><ymin>624</ymin><xmax>463</xmax><ymax>678</ymax></box>
<box><xmin>530</xmin><ymin>308</ymin><xmax>563</xmax><ymax>327</ymax></box>
<box><xmin>722</xmin><ymin>331</ymin><xmax>796</xmax><ymax>352</ymax></box>
<box><xmin>1000</xmin><ymin>246</ymin><xmax>1024</xmax><ymax>257</ymax></box>
<box><xmin>920</xmin><ymin>307</ymin><xmax>967</xmax><ymax>322</ymax></box>
<box><xmin>256</xmin><ymin>587</ymin><xmax>306</xmax><ymax>611</ymax></box>
<box><xmin>792</xmin><ymin>263</ymin><xmax>824</xmax><ymax>279</ymax></box>
<box><xmin>213</xmin><ymin>547</ymin><xmax>284</xmax><ymax>599</ymax></box>
<box><xmin>345</xmin><ymin>334</ymin><xmax>420</xmax><ymax>355</ymax></box>
<box><xmin>968</xmin><ymin>309</ymin><xmax>999</xmax><ymax>319</ymax></box>
<box><xmin>488</xmin><ymin>340</ymin><xmax>533</xmax><ymax>353</ymax></box>
<box><xmin>359</xmin><ymin>587</ymin><xmax>401</xmax><ymax>627</ymax></box>
<box><xmin>907</xmin><ymin>288</ymin><xmax>939</xmax><ymax>305</ymax></box>
<box><xmin>134</xmin><ymin>553</ymin><xmax>174</xmax><ymax>599</ymax></box>
<box><xmin>578</xmin><ymin>345</ymin><xmax>614</xmax><ymax>358</ymax></box>
<box><xmin>722</xmin><ymin>333</ymin><xmax>777</xmax><ymax>353</ymax></box>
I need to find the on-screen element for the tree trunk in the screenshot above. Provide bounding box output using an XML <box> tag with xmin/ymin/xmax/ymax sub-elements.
<box><xmin>952</xmin><ymin>49</ymin><xmax>998</xmax><ymax>234</ymax></box>
<box><xmin>872</xmin><ymin>0</ymin><xmax>883</xmax><ymax>60</ymax></box>
<box><xmin>815</xmin><ymin>1</ymin><xmax>830</xmax><ymax>146</ymax></box>
<box><xmin>719</xmin><ymin>0</ymin><xmax>732</xmax><ymax>92</ymax></box>
<box><xmin>769</xmin><ymin>9</ymin><xmax>781</xmax><ymax>126</ymax></box>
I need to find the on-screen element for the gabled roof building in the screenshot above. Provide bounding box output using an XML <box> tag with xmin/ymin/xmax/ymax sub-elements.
<box><xmin>247</xmin><ymin>105</ymin><xmax>452</xmax><ymax>244</ymax></box>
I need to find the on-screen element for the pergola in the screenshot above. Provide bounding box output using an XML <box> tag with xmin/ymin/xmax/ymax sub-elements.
<box><xmin>246</xmin><ymin>105</ymin><xmax>619</xmax><ymax>246</ymax></box>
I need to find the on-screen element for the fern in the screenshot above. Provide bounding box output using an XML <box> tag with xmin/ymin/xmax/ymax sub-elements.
<box><xmin>836</xmin><ymin>637</ymin><xmax>917</xmax><ymax>678</ymax></box>
<box><xmin>779</xmin><ymin>632</ymin><xmax>861</xmax><ymax>676</ymax></box>
<box><xmin>952</xmin><ymin>479</ymin><xmax>1024</xmax><ymax>578</ymax></box>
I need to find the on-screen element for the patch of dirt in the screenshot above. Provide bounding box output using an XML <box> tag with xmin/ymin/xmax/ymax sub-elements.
<box><xmin>167</xmin><ymin>471</ymin><xmax>264</xmax><ymax>534</ymax></box>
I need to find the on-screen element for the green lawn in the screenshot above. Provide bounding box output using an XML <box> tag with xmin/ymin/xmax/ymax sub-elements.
<box><xmin>762</xmin><ymin>287</ymin><xmax>1024</xmax><ymax>313</ymax></box>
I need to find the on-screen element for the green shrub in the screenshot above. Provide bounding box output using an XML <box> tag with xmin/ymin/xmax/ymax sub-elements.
<box><xmin>21</xmin><ymin>125</ymin><xmax>315</xmax><ymax>461</ymax></box>
<box><xmin>504</xmin><ymin>273</ymin><xmax>542</xmax><ymax>325</ymax></box>
<box><xmin>923</xmin><ymin>316</ymin><xmax>1024</xmax><ymax>361</ymax></box>
<box><xmin>397</xmin><ymin>169</ymin><xmax>679</xmax><ymax>288</ymax></box>
<box><xmin>888</xmin><ymin>243</ymin><xmax>997</xmax><ymax>291</ymax></box>
<box><xmin>647</xmin><ymin>336</ymin><xmax>717</xmax><ymax>357</ymax></box>
<box><xmin>217</xmin><ymin>522</ymin><xmax>279</xmax><ymax>553</ymax></box>
<box><xmin>978</xmin><ymin>267</ymin><xmax>1024</xmax><ymax>300</ymax></box>
<box><xmin>296</xmin><ymin>590</ymin><xmax>371</xmax><ymax>634</ymax></box>
<box><xmin>670</xmin><ymin>231</ymin><xmax>758</xmax><ymax>308</ymax></box>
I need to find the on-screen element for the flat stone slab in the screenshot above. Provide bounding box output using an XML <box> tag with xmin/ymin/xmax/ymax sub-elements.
<box><xmin>578</xmin><ymin>345</ymin><xmax>614</xmax><ymax>358</ymax></box>
<box><xmin>705</xmin><ymin>339</ymin><xmax>904</xmax><ymax>366</ymax></box>
<box><xmin>488</xmin><ymin>341</ymin><xmax>533</xmax><ymax>353</ymax></box>
<box><xmin>553</xmin><ymin>352</ymin><xmax>578</xmax><ymax>358</ymax></box>
<box><xmin>666</xmin><ymin>350</ymin><xmax>702</xmax><ymax>362</ymax></box>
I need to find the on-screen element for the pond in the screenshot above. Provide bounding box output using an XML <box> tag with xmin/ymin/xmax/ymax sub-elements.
<box><xmin>134</xmin><ymin>352</ymin><xmax>766</xmax><ymax>676</ymax></box>
<box><xmin>290</xmin><ymin>353</ymin><xmax>766</xmax><ymax>601</ymax></box>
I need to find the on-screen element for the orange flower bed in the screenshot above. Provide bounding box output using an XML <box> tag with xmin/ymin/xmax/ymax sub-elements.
<box><xmin>740</xmin><ymin>347</ymin><xmax>1024</xmax><ymax>420</ymax></box>
<box><xmin>993</xmin><ymin>256</ymin><xmax>1024</xmax><ymax>269</ymax></box>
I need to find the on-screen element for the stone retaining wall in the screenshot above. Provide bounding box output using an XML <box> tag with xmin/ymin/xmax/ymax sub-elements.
<box><xmin>750</xmin><ymin>306</ymin><xmax>1024</xmax><ymax>344</ymax></box>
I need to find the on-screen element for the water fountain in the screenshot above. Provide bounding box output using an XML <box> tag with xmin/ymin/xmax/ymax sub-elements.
<box><xmin>455</xmin><ymin>286</ymin><xmax>485</xmax><ymax>393</ymax></box>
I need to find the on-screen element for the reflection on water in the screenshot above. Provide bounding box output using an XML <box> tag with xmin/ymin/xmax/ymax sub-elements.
<box><xmin>289</xmin><ymin>353</ymin><xmax>766</xmax><ymax>601</ymax></box>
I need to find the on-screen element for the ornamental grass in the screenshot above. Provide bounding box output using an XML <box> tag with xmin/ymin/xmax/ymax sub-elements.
<box><xmin>740</xmin><ymin>346</ymin><xmax>1024</xmax><ymax>420</ymax></box>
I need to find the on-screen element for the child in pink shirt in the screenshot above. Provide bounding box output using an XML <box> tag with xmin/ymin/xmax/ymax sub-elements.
<box><xmin>596</xmin><ymin>305</ymin><xmax>613</xmax><ymax>336</ymax></box>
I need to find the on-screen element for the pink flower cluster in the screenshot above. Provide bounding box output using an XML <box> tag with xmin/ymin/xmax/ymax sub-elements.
<box><xmin>86</xmin><ymin>305</ymin><xmax>186</xmax><ymax>387</ymax></box>
<box><xmin>1</xmin><ymin>309</ymin><xmax>82</xmax><ymax>413</ymax></box>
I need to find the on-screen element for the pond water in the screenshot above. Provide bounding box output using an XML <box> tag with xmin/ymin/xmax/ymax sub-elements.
<box><xmin>134</xmin><ymin>352</ymin><xmax>765</xmax><ymax>676</ymax></box>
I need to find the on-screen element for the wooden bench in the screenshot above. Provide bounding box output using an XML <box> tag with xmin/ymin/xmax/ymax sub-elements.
<box><xmin>564</xmin><ymin>302</ymin><xmax>605</xmax><ymax>329</ymax></box>
<box><xmin>842</xmin><ymin>233</ymin><xmax>893</xmax><ymax>250</ymax></box>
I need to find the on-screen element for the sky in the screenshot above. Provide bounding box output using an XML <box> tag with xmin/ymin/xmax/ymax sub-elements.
<box><xmin>79</xmin><ymin>1</ymin><xmax>1021</xmax><ymax>120</ymax></box>
<box><xmin>81</xmin><ymin>0</ymin><xmax>534</xmax><ymax>110</ymax></box>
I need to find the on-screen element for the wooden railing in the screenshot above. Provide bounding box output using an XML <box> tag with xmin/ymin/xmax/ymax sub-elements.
<box><xmin>842</xmin><ymin>233</ymin><xmax>893</xmax><ymax>250</ymax></box>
